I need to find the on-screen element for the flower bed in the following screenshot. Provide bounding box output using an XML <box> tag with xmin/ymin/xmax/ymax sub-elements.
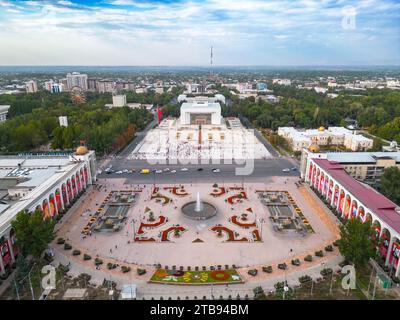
<box><xmin>149</xmin><ymin>269</ymin><xmax>243</xmax><ymax>285</ymax></box>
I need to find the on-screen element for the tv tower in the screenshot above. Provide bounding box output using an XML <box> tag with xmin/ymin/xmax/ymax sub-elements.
<box><xmin>209</xmin><ymin>46</ymin><xmax>213</xmax><ymax>79</ymax></box>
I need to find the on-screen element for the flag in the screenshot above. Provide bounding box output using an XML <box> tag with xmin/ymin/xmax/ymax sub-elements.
<box><xmin>156</xmin><ymin>106</ymin><xmax>162</xmax><ymax>124</ymax></box>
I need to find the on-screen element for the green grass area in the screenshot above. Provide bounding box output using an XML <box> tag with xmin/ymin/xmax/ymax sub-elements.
<box><xmin>149</xmin><ymin>269</ymin><xmax>243</xmax><ymax>285</ymax></box>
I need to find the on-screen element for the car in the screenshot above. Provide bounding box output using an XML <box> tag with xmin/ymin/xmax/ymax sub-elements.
<box><xmin>291</xmin><ymin>167</ymin><xmax>297</xmax><ymax>171</ymax></box>
<box><xmin>131</xmin><ymin>168</ymin><xmax>136</xmax><ymax>172</ymax></box>
<box><xmin>212</xmin><ymin>168</ymin><xmax>220</xmax><ymax>173</ymax></box>
<box><xmin>155</xmin><ymin>170</ymin><xmax>163</xmax><ymax>174</ymax></box>
<box><xmin>116</xmin><ymin>171</ymin><xmax>123</xmax><ymax>174</ymax></box>
<box><xmin>163</xmin><ymin>168</ymin><xmax>170</xmax><ymax>172</ymax></box>
<box><xmin>140</xmin><ymin>169</ymin><xmax>150</xmax><ymax>174</ymax></box>
<box><xmin>123</xmin><ymin>169</ymin><xmax>129</xmax><ymax>173</ymax></box>
<box><xmin>170</xmin><ymin>170</ymin><xmax>176</xmax><ymax>173</ymax></box>
<box><xmin>282</xmin><ymin>168</ymin><xmax>290</xmax><ymax>172</ymax></box>
<box><xmin>197</xmin><ymin>168</ymin><xmax>203</xmax><ymax>171</ymax></box>
<box><xmin>181</xmin><ymin>168</ymin><xmax>188</xmax><ymax>171</ymax></box>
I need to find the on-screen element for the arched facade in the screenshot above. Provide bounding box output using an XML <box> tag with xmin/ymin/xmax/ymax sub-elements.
<box><xmin>305</xmin><ymin>157</ymin><xmax>400</xmax><ymax>278</ymax></box>
<box><xmin>0</xmin><ymin>158</ymin><xmax>94</xmax><ymax>276</ymax></box>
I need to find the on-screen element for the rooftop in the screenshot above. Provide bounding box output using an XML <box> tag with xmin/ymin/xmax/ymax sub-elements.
<box><xmin>313</xmin><ymin>158</ymin><xmax>400</xmax><ymax>234</ymax></box>
<box><xmin>325</xmin><ymin>151</ymin><xmax>400</xmax><ymax>164</ymax></box>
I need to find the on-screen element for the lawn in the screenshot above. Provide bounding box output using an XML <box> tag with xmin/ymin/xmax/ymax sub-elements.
<box><xmin>149</xmin><ymin>269</ymin><xmax>243</xmax><ymax>285</ymax></box>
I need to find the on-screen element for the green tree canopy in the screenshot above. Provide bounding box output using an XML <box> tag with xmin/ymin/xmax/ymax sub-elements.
<box><xmin>11</xmin><ymin>210</ymin><xmax>55</xmax><ymax>259</ymax></box>
<box><xmin>338</xmin><ymin>218</ymin><xmax>377</xmax><ymax>268</ymax></box>
<box><xmin>380</xmin><ymin>167</ymin><xmax>400</xmax><ymax>205</ymax></box>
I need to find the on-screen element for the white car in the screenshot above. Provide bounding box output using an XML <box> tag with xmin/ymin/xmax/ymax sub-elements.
<box><xmin>155</xmin><ymin>170</ymin><xmax>163</xmax><ymax>174</ymax></box>
<box><xmin>170</xmin><ymin>170</ymin><xmax>177</xmax><ymax>173</ymax></box>
<box><xmin>282</xmin><ymin>168</ymin><xmax>290</xmax><ymax>172</ymax></box>
<box><xmin>181</xmin><ymin>168</ymin><xmax>188</xmax><ymax>171</ymax></box>
<box><xmin>212</xmin><ymin>168</ymin><xmax>220</xmax><ymax>173</ymax></box>
<box><xmin>116</xmin><ymin>170</ymin><xmax>123</xmax><ymax>174</ymax></box>
<box><xmin>163</xmin><ymin>168</ymin><xmax>170</xmax><ymax>172</ymax></box>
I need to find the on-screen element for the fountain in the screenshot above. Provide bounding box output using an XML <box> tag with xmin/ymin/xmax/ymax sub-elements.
<box><xmin>194</xmin><ymin>192</ymin><xmax>204</xmax><ymax>212</ymax></box>
<box><xmin>182</xmin><ymin>191</ymin><xmax>217</xmax><ymax>220</ymax></box>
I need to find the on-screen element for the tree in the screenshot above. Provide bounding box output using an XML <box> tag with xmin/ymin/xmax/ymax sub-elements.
<box><xmin>380</xmin><ymin>167</ymin><xmax>400</xmax><ymax>205</ymax></box>
<box><xmin>11</xmin><ymin>210</ymin><xmax>55</xmax><ymax>259</ymax></box>
<box><xmin>338</xmin><ymin>218</ymin><xmax>376</xmax><ymax>268</ymax></box>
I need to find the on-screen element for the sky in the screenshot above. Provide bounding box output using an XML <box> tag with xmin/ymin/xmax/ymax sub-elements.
<box><xmin>0</xmin><ymin>0</ymin><xmax>399</xmax><ymax>66</ymax></box>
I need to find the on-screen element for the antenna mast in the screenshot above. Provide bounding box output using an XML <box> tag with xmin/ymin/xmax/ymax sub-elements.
<box><xmin>210</xmin><ymin>46</ymin><xmax>213</xmax><ymax>79</ymax></box>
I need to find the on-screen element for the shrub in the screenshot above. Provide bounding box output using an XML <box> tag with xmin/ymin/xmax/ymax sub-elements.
<box><xmin>78</xmin><ymin>273</ymin><xmax>91</xmax><ymax>282</ymax></box>
<box><xmin>325</xmin><ymin>245</ymin><xmax>333</xmax><ymax>252</ymax></box>
<box><xmin>315</xmin><ymin>250</ymin><xmax>324</xmax><ymax>257</ymax></box>
<box><xmin>253</xmin><ymin>286</ymin><xmax>264</xmax><ymax>298</ymax></box>
<box><xmin>64</xmin><ymin>243</ymin><xmax>72</xmax><ymax>250</ymax></box>
<box><xmin>83</xmin><ymin>254</ymin><xmax>91</xmax><ymax>261</ymax></box>
<box><xmin>291</xmin><ymin>259</ymin><xmax>301</xmax><ymax>266</ymax></box>
<box><xmin>248</xmin><ymin>269</ymin><xmax>258</xmax><ymax>276</ymax></box>
<box><xmin>298</xmin><ymin>275</ymin><xmax>312</xmax><ymax>284</ymax></box>
<box><xmin>277</xmin><ymin>263</ymin><xmax>287</xmax><ymax>270</ymax></box>
<box><xmin>56</xmin><ymin>237</ymin><xmax>65</xmax><ymax>245</ymax></box>
<box><xmin>333</xmin><ymin>240</ymin><xmax>340</xmax><ymax>247</ymax></box>
<box><xmin>121</xmin><ymin>266</ymin><xmax>131</xmax><ymax>273</ymax></box>
<box><xmin>262</xmin><ymin>266</ymin><xmax>273</xmax><ymax>273</ymax></box>
<box><xmin>72</xmin><ymin>249</ymin><xmax>81</xmax><ymax>256</ymax></box>
<box><xmin>94</xmin><ymin>258</ymin><xmax>103</xmax><ymax>265</ymax></box>
<box><xmin>58</xmin><ymin>264</ymin><xmax>69</xmax><ymax>274</ymax></box>
<box><xmin>137</xmin><ymin>268</ymin><xmax>146</xmax><ymax>275</ymax></box>
<box><xmin>320</xmin><ymin>268</ymin><xmax>333</xmax><ymax>277</ymax></box>
<box><xmin>274</xmin><ymin>281</ymin><xmax>286</xmax><ymax>289</ymax></box>
<box><xmin>304</xmin><ymin>255</ymin><xmax>313</xmax><ymax>262</ymax></box>
<box><xmin>107</xmin><ymin>263</ymin><xmax>117</xmax><ymax>270</ymax></box>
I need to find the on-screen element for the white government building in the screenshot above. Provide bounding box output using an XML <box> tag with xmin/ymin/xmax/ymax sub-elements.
<box><xmin>0</xmin><ymin>147</ymin><xmax>96</xmax><ymax>276</ymax></box>
<box><xmin>278</xmin><ymin>126</ymin><xmax>373</xmax><ymax>152</ymax></box>
<box><xmin>130</xmin><ymin>96</ymin><xmax>270</xmax><ymax>160</ymax></box>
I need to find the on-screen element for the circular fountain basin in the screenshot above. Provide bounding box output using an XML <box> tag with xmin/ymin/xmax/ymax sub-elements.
<box><xmin>181</xmin><ymin>201</ymin><xmax>217</xmax><ymax>220</ymax></box>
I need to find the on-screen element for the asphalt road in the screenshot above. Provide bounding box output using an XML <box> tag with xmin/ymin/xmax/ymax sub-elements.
<box><xmin>98</xmin><ymin>114</ymin><xmax>300</xmax><ymax>183</ymax></box>
<box><xmin>98</xmin><ymin>157</ymin><xmax>299</xmax><ymax>183</ymax></box>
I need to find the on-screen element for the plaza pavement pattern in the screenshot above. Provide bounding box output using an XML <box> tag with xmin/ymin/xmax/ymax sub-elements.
<box><xmin>50</xmin><ymin>177</ymin><xmax>343</xmax><ymax>297</ymax></box>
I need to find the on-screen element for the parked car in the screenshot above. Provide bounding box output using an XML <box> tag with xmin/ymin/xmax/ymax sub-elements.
<box><xmin>170</xmin><ymin>170</ymin><xmax>177</xmax><ymax>173</ymax></box>
<box><xmin>282</xmin><ymin>168</ymin><xmax>290</xmax><ymax>172</ymax></box>
<box><xmin>140</xmin><ymin>169</ymin><xmax>150</xmax><ymax>174</ymax></box>
<box><xmin>212</xmin><ymin>168</ymin><xmax>220</xmax><ymax>173</ymax></box>
<box><xmin>181</xmin><ymin>168</ymin><xmax>189</xmax><ymax>171</ymax></box>
<box><xmin>155</xmin><ymin>170</ymin><xmax>163</xmax><ymax>174</ymax></box>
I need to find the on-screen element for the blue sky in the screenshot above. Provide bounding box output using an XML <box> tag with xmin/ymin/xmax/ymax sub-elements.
<box><xmin>0</xmin><ymin>0</ymin><xmax>399</xmax><ymax>65</ymax></box>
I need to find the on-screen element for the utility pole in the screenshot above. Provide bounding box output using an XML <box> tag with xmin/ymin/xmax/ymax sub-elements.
<box><xmin>14</xmin><ymin>279</ymin><xmax>20</xmax><ymax>300</ymax></box>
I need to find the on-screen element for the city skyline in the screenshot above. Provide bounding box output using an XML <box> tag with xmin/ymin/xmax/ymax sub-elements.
<box><xmin>0</xmin><ymin>0</ymin><xmax>399</xmax><ymax>66</ymax></box>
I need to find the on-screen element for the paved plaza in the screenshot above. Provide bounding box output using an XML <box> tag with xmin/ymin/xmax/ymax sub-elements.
<box><xmin>128</xmin><ymin>118</ymin><xmax>272</xmax><ymax>160</ymax></box>
<box><xmin>52</xmin><ymin>176</ymin><xmax>341</xmax><ymax>286</ymax></box>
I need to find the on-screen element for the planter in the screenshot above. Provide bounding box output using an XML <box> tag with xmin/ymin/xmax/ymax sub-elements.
<box><xmin>262</xmin><ymin>266</ymin><xmax>273</xmax><ymax>273</ymax></box>
<box><xmin>83</xmin><ymin>254</ymin><xmax>91</xmax><ymax>261</ymax></box>
<box><xmin>304</xmin><ymin>255</ymin><xmax>313</xmax><ymax>262</ymax></box>
<box><xmin>248</xmin><ymin>269</ymin><xmax>258</xmax><ymax>276</ymax></box>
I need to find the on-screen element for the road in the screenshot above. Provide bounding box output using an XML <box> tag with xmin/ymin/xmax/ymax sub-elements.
<box><xmin>98</xmin><ymin>114</ymin><xmax>300</xmax><ymax>183</ymax></box>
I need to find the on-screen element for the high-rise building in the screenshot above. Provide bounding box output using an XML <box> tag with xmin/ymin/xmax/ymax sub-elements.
<box><xmin>44</xmin><ymin>80</ymin><xmax>54</xmax><ymax>91</ymax></box>
<box><xmin>88</xmin><ymin>79</ymin><xmax>97</xmax><ymax>92</ymax></box>
<box><xmin>25</xmin><ymin>80</ymin><xmax>38</xmax><ymax>93</ymax></box>
<box><xmin>66</xmin><ymin>72</ymin><xmax>88</xmax><ymax>91</ymax></box>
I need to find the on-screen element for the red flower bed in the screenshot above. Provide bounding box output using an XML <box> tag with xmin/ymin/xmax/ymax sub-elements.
<box><xmin>137</xmin><ymin>215</ymin><xmax>166</xmax><ymax>234</ymax></box>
